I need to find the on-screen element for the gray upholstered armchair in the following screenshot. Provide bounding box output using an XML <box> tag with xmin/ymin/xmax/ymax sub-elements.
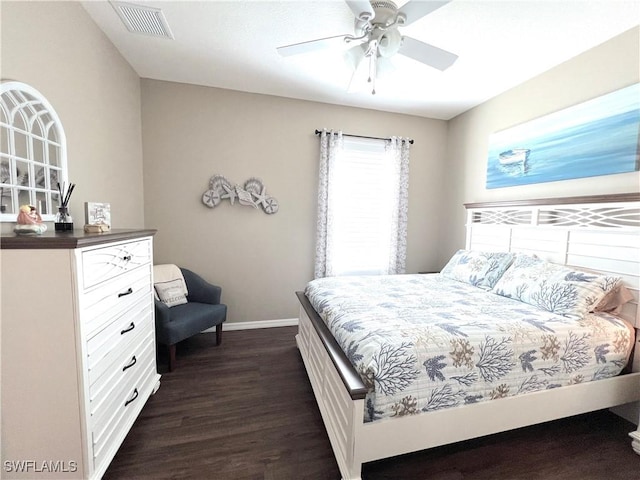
<box><xmin>154</xmin><ymin>267</ymin><xmax>227</xmax><ymax>371</ymax></box>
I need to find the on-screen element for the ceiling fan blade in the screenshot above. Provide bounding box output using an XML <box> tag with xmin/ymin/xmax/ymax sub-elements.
<box><xmin>399</xmin><ymin>0</ymin><xmax>451</xmax><ymax>26</ymax></box>
<box><xmin>345</xmin><ymin>0</ymin><xmax>375</xmax><ymax>20</ymax></box>
<box><xmin>277</xmin><ymin>34</ymin><xmax>350</xmax><ymax>57</ymax></box>
<box><xmin>399</xmin><ymin>36</ymin><xmax>458</xmax><ymax>71</ymax></box>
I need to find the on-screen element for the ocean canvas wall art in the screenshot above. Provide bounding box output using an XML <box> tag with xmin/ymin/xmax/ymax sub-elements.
<box><xmin>486</xmin><ymin>83</ymin><xmax>640</xmax><ymax>189</ymax></box>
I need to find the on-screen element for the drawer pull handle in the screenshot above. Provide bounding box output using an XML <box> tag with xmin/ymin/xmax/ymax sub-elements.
<box><xmin>120</xmin><ymin>322</ymin><xmax>135</xmax><ymax>335</ymax></box>
<box><xmin>123</xmin><ymin>255</ymin><xmax>132</xmax><ymax>261</ymax></box>
<box><xmin>124</xmin><ymin>388</ymin><xmax>139</xmax><ymax>407</ymax></box>
<box><xmin>118</xmin><ymin>287</ymin><xmax>133</xmax><ymax>298</ymax></box>
<box><xmin>122</xmin><ymin>355</ymin><xmax>137</xmax><ymax>372</ymax></box>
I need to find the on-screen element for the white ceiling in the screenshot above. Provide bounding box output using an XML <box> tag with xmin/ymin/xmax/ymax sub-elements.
<box><xmin>82</xmin><ymin>0</ymin><xmax>640</xmax><ymax>120</ymax></box>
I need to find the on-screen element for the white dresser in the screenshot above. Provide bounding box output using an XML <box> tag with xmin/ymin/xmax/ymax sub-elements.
<box><xmin>1</xmin><ymin>229</ymin><xmax>161</xmax><ymax>479</ymax></box>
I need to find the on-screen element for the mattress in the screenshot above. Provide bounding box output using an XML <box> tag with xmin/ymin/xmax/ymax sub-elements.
<box><xmin>305</xmin><ymin>274</ymin><xmax>635</xmax><ymax>422</ymax></box>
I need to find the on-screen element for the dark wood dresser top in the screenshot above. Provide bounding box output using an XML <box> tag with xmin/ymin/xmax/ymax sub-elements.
<box><xmin>1</xmin><ymin>228</ymin><xmax>157</xmax><ymax>249</ymax></box>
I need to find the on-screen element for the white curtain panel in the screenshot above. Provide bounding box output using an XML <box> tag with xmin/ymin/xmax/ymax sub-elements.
<box><xmin>387</xmin><ymin>137</ymin><xmax>410</xmax><ymax>275</ymax></box>
<box><xmin>314</xmin><ymin>129</ymin><xmax>343</xmax><ymax>279</ymax></box>
<box><xmin>314</xmin><ymin>130</ymin><xmax>410</xmax><ymax>278</ymax></box>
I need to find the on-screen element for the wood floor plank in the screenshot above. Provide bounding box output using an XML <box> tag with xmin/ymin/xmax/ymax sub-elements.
<box><xmin>105</xmin><ymin>326</ymin><xmax>640</xmax><ymax>479</ymax></box>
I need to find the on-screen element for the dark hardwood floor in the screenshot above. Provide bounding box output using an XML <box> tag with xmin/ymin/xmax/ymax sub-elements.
<box><xmin>105</xmin><ymin>326</ymin><xmax>640</xmax><ymax>480</ymax></box>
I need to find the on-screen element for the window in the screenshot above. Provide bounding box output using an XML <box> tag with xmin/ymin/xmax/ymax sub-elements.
<box><xmin>330</xmin><ymin>137</ymin><xmax>398</xmax><ymax>275</ymax></box>
<box><xmin>315</xmin><ymin>131</ymin><xmax>410</xmax><ymax>278</ymax></box>
<box><xmin>0</xmin><ymin>82</ymin><xmax>67</xmax><ymax>221</ymax></box>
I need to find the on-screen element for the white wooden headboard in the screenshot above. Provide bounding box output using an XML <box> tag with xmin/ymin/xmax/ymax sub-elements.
<box><xmin>464</xmin><ymin>193</ymin><xmax>640</xmax><ymax>329</ymax></box>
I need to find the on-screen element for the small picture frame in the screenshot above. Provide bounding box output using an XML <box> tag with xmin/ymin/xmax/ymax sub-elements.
<box><xmin>85</xmin><ymin>202</ymin><xmax>111</xmax><ymax>227</ymax></box>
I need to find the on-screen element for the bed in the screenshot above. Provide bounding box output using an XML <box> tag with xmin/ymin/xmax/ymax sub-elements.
<box><xmin>295</xmin><ymin>193</ymin><xmax>640</xmax><ymax>480</ymax></box>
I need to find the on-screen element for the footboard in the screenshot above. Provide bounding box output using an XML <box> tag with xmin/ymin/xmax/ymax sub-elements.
<box><xmin>296</xmin><ymin>292</ymin><xmax>366</xmax><ymax>480</ymax></box>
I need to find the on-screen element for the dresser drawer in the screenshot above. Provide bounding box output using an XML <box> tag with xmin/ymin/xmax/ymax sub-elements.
<box><xmin>93</xmin><ymin>364</ymin><xmax>157</xmax><ymax>473</ymax></box>
<box><xmin>88</xmin><ymin>313</ymin><xmax>153</xmax><ymax>392</ymax></box>
<box><xmin>92</xmin><ymin>345</ymin><xmax>156</xmax><ymax>467</ymax></box>
<box><xmin>86</xmin><ymin>299</ymin><xmax>152</xmax><ymax>381</ymax></box>
<box><xmin>89</xmin><ymin>328</ymin><xmax>154</xmax><ymax>420</ymax></box>
<box><xmin>82</xmin><ymin>238</ymin><xmax>152</xmax><ymax>290</ymax></box>
<box><xmin>82</xmin><ymin>264</ymin><xmax>152</xmax><ymax>338</ymax></box>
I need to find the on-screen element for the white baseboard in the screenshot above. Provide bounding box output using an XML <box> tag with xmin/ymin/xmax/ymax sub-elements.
<box><xmin>203</xmin><ymin>318</ymin><xmax>298</xmax><ymax>333</ymax></box>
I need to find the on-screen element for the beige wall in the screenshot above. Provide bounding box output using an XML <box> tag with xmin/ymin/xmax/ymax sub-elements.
<box><xmin>3</xmin><ymin>2</ymin><xmax>638</xmax><ymax>324</ymax></box>
<box><xmin>141</xmin><ymin>80</ymin><xmax>447</xmax><ymax>322</ymax></box>
<box><xmin>0</xmin><ymin>1</ymin><xmax>145</xmax><ymax>232</ymax></box>
<box><xmin>441</xmin><ymin>27</ymin><xmax>640</xmax><ymax>266</ymax></box>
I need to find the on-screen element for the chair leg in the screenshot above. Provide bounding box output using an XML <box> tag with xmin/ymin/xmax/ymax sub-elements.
<box><xmin>216</xmin><ymin>323</ymin><xmax>223</xmax><ymax>346</ymax></box>
<box><xmin>168</xmin><ymin>343</ymin><xmax>176</xmax><ymax>372</ymax></box>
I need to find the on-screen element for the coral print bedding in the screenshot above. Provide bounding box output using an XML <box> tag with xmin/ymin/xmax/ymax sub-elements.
<box><xmin>305</xmin><ymin>273</ymin><xmax>634</xmax><ymax>422</ymax></box>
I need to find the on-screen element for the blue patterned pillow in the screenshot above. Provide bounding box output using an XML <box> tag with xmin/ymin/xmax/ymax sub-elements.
<box><xmin>441</xmin><ymin>250</ymin><xmax>515</xmax><ymax>290</ymax></box>
<box><xmin>491</xmin><ymin>255</ymin><xmax>621</xmax><ymax>319</ymax></box>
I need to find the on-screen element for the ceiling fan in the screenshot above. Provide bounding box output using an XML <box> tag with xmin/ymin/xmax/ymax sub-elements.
<box><xmin>277</xmin><ymin>0</ymin><xmax>458</xmax><ymax>94</ymax></box>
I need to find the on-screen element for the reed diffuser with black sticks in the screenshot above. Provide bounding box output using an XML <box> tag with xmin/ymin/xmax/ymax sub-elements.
<box><xmin>55</xmin><ymin>181</ymin><xmax>75</xmax><ymax>231</ymax></box>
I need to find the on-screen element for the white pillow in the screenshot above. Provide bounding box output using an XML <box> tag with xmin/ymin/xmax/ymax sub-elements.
<box><xmin>441</xmin><ymin>250</ymin><xmax>515</xmax><ymax>290</ymax></box>
<box><xmin>154</xmin><ymin>279</ymin><xmax>188</xmax><ymax>307</ymax></box>
<box><xmin>492</xmin><ymin>255</ymin><xmax>621</xmax><ymax>319</ymax></box>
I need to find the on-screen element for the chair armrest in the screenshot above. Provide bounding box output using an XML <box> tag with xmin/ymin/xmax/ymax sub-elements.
<box><xmin>154</xmin><ymin>298</ymin><xmax>171</xmax><ymax>325</ymax></box>
<box><xmin>181</xmin><ymin>268</ymin><xmax>222</xmax><ymax>305</ymax></box>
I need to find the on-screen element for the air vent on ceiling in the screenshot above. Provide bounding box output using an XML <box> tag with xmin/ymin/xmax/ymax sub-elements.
<box><xmin>110</xmin><ymin>1</ymin><xmax>174</xmax><ymax>39</ymax></box>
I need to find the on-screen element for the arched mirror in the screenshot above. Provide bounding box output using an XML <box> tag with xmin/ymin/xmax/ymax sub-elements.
<box><xmin>0</xmin><ymin>81</ymin><xmax>68</xmax><ymax>221</ymax></box>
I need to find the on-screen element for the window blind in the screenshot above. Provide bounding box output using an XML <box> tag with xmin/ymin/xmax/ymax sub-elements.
<box><xmin>328</xmin><ymin>136</ymin><xmax>399</xmax><ymax>276</ymax></box>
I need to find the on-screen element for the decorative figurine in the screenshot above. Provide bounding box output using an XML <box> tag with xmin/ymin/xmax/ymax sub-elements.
<box><xmin>14</xmin><ymin>204</ymin><xmax>48</xmax><ymax>235</ymax></box>
<box><xmin>202</xmin><ymin>175</ymin><xmax>279</xmax><ymax>214</ymax></box>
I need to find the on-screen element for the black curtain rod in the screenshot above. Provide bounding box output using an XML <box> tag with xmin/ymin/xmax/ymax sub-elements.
<box><xmin>314</xmin><ymin>129</ymin><xmax>414</xmax><ymax>145</ymax></box>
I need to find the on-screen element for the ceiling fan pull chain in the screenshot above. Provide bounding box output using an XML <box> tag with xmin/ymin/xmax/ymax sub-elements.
<box><xmin>371</xmin><ymin>54</ymin><xmax>377</xmax><ymax>95</ymax></box>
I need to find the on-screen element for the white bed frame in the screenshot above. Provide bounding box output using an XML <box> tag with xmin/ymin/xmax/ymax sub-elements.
<box><xmin>296</xmin><ymin>193</ymin><xmax>640</xmax><ymax>480</ymax></box>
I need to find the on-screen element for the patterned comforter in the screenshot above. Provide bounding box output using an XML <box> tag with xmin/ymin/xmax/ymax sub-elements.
<box><xmin>305</xmin><ymin>274</ymin><xmax>635</xmax><ymax>422</ymax></box>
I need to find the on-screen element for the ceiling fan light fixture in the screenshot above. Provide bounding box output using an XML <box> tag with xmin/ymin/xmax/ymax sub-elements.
<box><xmin>378</xmin><ymin>28</ymin><xmax>402</xmax><ymax>58</ymax></box>
<box><xmin>344</xmin><ymin>44</ymin><xmax>366</xmax><ymax>69</ymax></box>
